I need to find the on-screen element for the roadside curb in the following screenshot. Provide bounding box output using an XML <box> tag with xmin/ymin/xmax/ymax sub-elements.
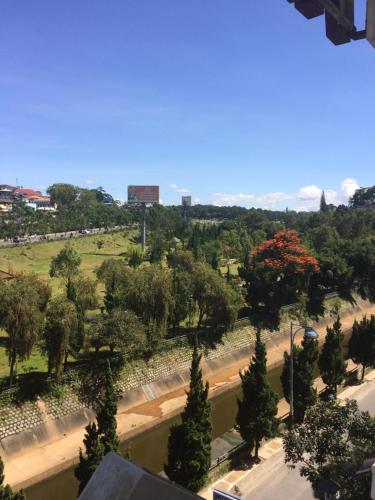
<box><xmin>200</xmin><ymin>367</ymin><xmax>375</xmax><ymax>499</ymax></box>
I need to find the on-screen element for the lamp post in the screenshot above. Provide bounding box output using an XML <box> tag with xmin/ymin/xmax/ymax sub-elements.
<box><xmin>289</xmin><ymin>322</ymin><xmax>319</xmax><ymax>428</ymax></box>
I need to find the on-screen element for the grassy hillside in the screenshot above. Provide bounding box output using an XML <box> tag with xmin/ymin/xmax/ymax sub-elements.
<box><xmin>0</xmin><ymin>230</ymin><xmax>137</xmax><ymax>286</ymax></box>
<box><xmin>0</xmin><ymin>231</ymin><xmax>139</xmax><ymax>379</ymax></box>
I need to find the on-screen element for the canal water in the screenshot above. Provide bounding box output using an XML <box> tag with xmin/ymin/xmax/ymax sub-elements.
<box><xmin>25</xmin><ymin>363</ymin><xmax>284</xmax><ymax>500</ymax></box>
<box><xmin>25</xmin><ymin>333</ymin><xmax>350</xmax><ymax>500</ymax></box>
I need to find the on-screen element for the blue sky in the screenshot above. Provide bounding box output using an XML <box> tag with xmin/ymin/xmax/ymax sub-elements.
<box><xmin>0</xmin><ymin>1</ymin><xmax>374</xmax><ymax>209</ymax></box>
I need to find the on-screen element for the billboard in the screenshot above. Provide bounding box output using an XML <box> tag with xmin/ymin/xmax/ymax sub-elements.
<box><xmin>182</xmin><ymin>195</ymin><xmax>192</xmax><ymax>207</ymax></box>
<box><xmin>128</xmin><ymin>186</ymin><xmax>159</xmax><ymax>204</ymax></box>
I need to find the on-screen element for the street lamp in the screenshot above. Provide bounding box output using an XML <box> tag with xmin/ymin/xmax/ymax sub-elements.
<box><xmin>289</xmin><ymin>322</ymin><xmax>319</xmax><ymax>428</ymax></box>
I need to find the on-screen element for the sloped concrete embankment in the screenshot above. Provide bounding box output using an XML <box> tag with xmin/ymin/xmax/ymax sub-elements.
<box><xmin>1</xmin><ymin>298</ymin><xmax>374</xmax><ymax>464</ymax></box>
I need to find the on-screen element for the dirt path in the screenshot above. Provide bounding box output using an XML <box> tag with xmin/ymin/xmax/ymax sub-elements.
<box><xmin>5</xmin><ymin>303</ymin><xmax>375</xmax><ymax>490</ymax></box>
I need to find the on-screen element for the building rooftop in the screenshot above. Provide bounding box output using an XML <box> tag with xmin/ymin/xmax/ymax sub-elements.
<box><xmin>79</xmin><ymin>452</ymin><xmax>203</xmax><ymax>500</ymax></box>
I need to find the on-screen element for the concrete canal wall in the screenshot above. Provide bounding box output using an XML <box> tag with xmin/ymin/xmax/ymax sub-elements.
<box><xmin>1</xmin><ymin>297</ymin><xmax>373</xmax><ymax>462</ymax></box>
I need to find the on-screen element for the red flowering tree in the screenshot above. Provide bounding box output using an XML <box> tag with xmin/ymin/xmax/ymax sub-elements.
<box><xmin>241</xmin><ymin>230</ymin><xmax>320</xmax><ymax>328</ymax></box>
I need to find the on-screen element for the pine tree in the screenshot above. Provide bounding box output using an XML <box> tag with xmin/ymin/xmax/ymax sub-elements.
<box><xmin>281</xmin><ymin>337</ymin><xmax>318</xmax><ymax>424</ymax></box>
<box><xmin>66</xmin><ymin>279</ymin><xmax>84</xmax><ymax>354</ymax></box>
<box><xmin>96</xmin><ymin>360</ymin><xmax>120</xmax><ymax>454</ymax></box>
<box><xmin>74</xmin><ymin>423</ymin><xmax>104</xmax><ymax>495</ymax></box>
<box><xmin>165</xmin><ymin>341</ymin><xmax>212</xmax><ymax>492</ymax></box>
<box><xmin>236</xmin><ymin>330</ymin><xmax>279</xmax><ymax>460</ymax></box>
<box><xmin>0</xmin><ymin>455</ymin><xmax>26</xmax><ymax>500</ymax></box>
<box><xmin>104</xmin><ymin>274</ymin><xmax>116</xmax><ymax>313</ymax></box>
<box><xmin>320</xmin><ymin>190</ymin><xmax>328</xmax><ymax>212</ymax></box>
<box><xmin>75</xmin><ymin>361</ymin><xmax>120</xmax><ymax>494</ymax></box>
<box><xmin>318</xmin><ymin>317</ymin><xmax>347</xmax><ymax>397</ymax></box>
<box><xmin>348</xmin><ymin>315</ymin><xmax>375</xmax><ymax>380</ymax></box>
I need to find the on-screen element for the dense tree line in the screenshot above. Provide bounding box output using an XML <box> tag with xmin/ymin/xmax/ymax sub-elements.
<box><xmin>0</xmin><ymin>240</ymin><xmax>242</xmax><ymax>385</ymax></box>
<box><xmin>0</xmin><ymin>183</ymin><xmax>138</xmax><ymax>239</ymax></box>
<box><xmin>95</xmin><ymin>249</ymin><xmax>242</xmax><ymax>351</ymax></box>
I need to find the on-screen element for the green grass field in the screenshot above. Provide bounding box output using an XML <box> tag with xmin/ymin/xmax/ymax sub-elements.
<box><xmin>0</xmin><ymin>230</ymin><xmax>137</xmax><ymax>290</ymax></box>
<box><xmin>0</xmin><ymin>332</ymin><xmax>48</xmax><ymax>378</ymax></box>
<box><xmin>0</xmin><ymin>231</ymin><xmax>139</xmax><ymax>380</ymax></box>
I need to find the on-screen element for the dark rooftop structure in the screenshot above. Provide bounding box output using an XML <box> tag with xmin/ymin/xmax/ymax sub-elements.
<box><xmin>78</xmin><ymin>452</ymin><xmax>203</xmax><ymax>500</ymax></box>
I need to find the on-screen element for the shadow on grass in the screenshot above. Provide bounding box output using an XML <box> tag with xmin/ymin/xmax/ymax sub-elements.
<box><xmin>0</xmin><ymin>350</ymin><xmax>124</xmax><ymax>405</ymax></box>
<box><xmin>165</xmin><ymin>325</ymin><xmax>227</xmax><ymax>354</ymax></box>
<box><xmin>0</xmin><ymin>371</ymin><xmax>49</xmax><ymax>404</ymax></box>
<box><xmin>80</xmin><ymin>252</ymin><xmax>123</xmax><ymax>257</ymax></box>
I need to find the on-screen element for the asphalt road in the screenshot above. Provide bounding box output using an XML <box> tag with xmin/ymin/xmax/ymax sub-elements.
<box><xmin>237</xmin><ymin>377</ymin><xmax>375</xmax><ymax>500</ymax></box>
<box><xmin>0</xmin><ymin>225</ymin><xmax>130</xmax><ymax>248</ymax></box>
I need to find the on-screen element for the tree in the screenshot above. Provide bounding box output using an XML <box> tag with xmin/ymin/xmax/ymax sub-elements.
<box><xmin>170</xmin><ymin>270</ymin><xmax>195</xmax><ymax>329</ymax></box>
<box><xmin>118</xmin><ymin>265</ymin><xmax>174</xmax><ymax>349</ymax></box>
<box><xmin>165</xmin><ymin>342</ymin><xmax>212</xmax><ymax>492</ymax></box>
<box><xmin>320</xmin><ymin>190</ymin><xmax>328</xmax><ymax>212</ymax></box>
<box><xmin>96</xmin><ymin>259</ymin><xmax>133</xmax><ymax>314</ymax></box>
<box><xmin>281</xmin><ymin>337</ymin><xmax>318</xmax><ymax>424</ymax></box>
<box><xmin>284</xmin><ymin>399</ymin><xmax>375</xmax><ymax>499</ymax></box>
<box><xmin>0</xmin><ymin>455</ymin><xmax>26</xmax><ymax>500</ymax></box>
<box><xmin>75</xmin><ymin>360</ymin><xmax>119</xmax><ymax>494</ymax></box>
<box><xmin>90</xmin><ymin>309</ymin><xmax>146</xmax><ymax>356</ymax></box>
<box><xmin>349</xmin><ymin>185</ymin><xmax>375</xmax><ymax>209</ymax></box>
<box><xmin>236</xmin><ymin>330</ymin><xmax>278</xmax><ymax>460</ymax></box>
<box><xmin>96</xmin><ymin>360</ymin><xmax>120</xmax><ymax>454</ymax></box>
<box><xmin>241</xmin><ymin>230</ymin><xmax>320</xmax><ymax>329</ymax></box>
<box><xmin>318</xmin><ymin>317</ymin><xmax>347</xmax><ymax>396</ymax></box>
<box><xmin>42</xmin><ymin>296</ymin><xmax>78</xmax><ymax>380</ymax></box>
<box><xmin>167</xmin><ymin>250</ymin><xmax>195</xmax><ymax>274</ymax></box>
<box><xmin>348</xmin><ymin>315</ymin><xmax>375</xmax><ymax>380</ymax></box>
<box><xmin>346</xmin><ymin>238</ymin><xmax>375</xmax><ymax>303</ymax></box>
<box><xmin>49</xmin><ymin>245</ymin><xmax>82</xmax><ymax>291</ymax></box>
<box><xmin>148</xmin><ymin>231</ymin><xmax>167</xmax><ymax>263</ymax></box>
<box><xmin>96</xmin><ymin>259</ymin><xmax>130</xmax><ymax>285</ymax></box>
<box><xmin>127</xmin><ymin>248</ymin><xmax>143</xmax><ymax>268</ymax></box>
<box><xmin>0</xmin><ymin>276</ymin><xmax>45</xmax><ymax>385</ymax></box>
<box><xmin>47</xmin><ymin>183</ymin><xmax>80</xmax><ymax>207</ymax></box>
<box><xmin>74</xmin><ymin>275</ymin><xmax>98</xmax><ymax>314</ymax></box>
<box><xmin>192</xmin><ymin>262</ymin><xmax>242</xmax><ymax>330</ymax></box>
<box><xmin>74</xmin><ymin>422</ymin><xmax>104</xmax><ymax>496</ymax></box>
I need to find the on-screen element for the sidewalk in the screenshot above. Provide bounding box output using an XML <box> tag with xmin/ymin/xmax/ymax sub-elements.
<box><xmin>200</xmin><ymin>360</ymin><xmax>363</xmax><ymax>500</ymax></box>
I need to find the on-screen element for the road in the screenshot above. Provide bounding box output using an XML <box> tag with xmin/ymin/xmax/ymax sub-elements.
<box><xmin>237</xmin><ymin>375</ymin><xmax>375</xmax><ymax>500</ymax></box>
<box><xmin>0</xmin><ymin>225</ymin><xmax>131</xmax><ymax>248</ymax></box>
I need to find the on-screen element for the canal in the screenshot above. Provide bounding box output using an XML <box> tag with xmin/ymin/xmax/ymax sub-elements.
<box><xmin>25</xmin><ymin>362</ymin><xmax>284</xmax><ymax>500</ymax></box>
<box><xmin>25</xmin><ymin>332</ymin><xmax>351</xmax><ymax>500</ymax></box>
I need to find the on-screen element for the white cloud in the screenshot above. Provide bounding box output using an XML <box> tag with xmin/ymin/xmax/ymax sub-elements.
<box><xmin>85</xmin><ymin>179</ymin><xmax>95</xmax><ymax>186</ymax></box>
<box><xmin>170</xmin><ymin>183</ymin><xmax>190</xmax><ymax>194</ymax></box>
<box><xmin>211</xmin><ymin>178</ymin><xmax>360</xmax><ymax>211</ymax></box>
<box><xmin>297</xmin><ymin>185</ymin><xmax>322</xmax><ymax>201</ymax></box>
<box><xmin>341</xmin><ymin>178</ymin><xmax>359</xmax><ymax>198</ymax></box>
<box><xmin>212</xmin><ymin>191</ymin><xmax>292</xmax><ymax>208</ymax></box>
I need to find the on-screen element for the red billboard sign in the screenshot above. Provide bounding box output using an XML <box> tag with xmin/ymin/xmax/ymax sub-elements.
<box><xmin>128</xmin><ymin>186</ymin><xmax>160</xmax><ymax>204</ymax></box>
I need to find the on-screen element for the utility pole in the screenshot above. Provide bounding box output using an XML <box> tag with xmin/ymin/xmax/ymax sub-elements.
<box><xmin>141</xmin><ymin>203</ymin><xmax>147</xmax><ymax>252</ymax></box>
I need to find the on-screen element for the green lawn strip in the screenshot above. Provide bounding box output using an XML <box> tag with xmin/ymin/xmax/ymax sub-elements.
<box><xmin>0</xmin><ymin>231</ymin><xmax>137</xmax><ymax>296</ymax></box>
